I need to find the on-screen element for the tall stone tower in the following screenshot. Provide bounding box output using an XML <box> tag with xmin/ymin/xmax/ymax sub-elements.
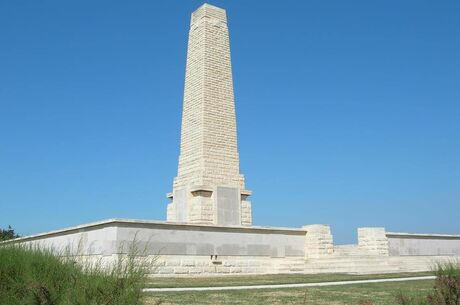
<box><xmin>167</xmin><ymin>3</ymin><xmax>252</xmax><ymax>226</ymax></box>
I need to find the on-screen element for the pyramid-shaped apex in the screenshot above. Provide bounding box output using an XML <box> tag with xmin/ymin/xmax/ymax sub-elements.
<box><xmin>191</xmin><ymin>3</ymin><xmax>227</xmax><ymax>24</ymax></box>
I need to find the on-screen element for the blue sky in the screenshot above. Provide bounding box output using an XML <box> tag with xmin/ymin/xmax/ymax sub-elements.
<box><xmin>0</xmin><ymin>0</ymin><xmax>459</xmax><ymax>244</ymax></box>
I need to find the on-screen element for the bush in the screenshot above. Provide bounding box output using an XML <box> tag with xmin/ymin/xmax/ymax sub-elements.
<box><xmin>426</xmin><ymin>262</ymin><xmax>460</xmax><ymax>305</ymax></box>
<box><xmin>0</xmin><ymin>243</ymin><xmax>150</xmax><ymax>305</ymax></box>
<box><xmin>394</xmin><ymin>261</ymin><xmax>460</xmax><ymax>305</ymax></box>
<box><xmin>0</xmin><ymin>225</ymin><xmax>20</xmax><ymax>241</ymax></box>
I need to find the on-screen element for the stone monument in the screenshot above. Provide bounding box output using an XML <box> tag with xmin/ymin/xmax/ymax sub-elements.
<box><xmin>6</xmin><ymin>3</ymin><xmax>460</xmax><ymax>277</ymax></box>
<box><xmin>166</xmin><ymin>4</ymin><xmax>252</xmax><ymax>226</ymax></box>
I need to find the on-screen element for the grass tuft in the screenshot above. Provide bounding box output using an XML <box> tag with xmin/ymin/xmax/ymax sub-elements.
<box><xmin>0</xmin><ymin>243</ymin><xmax>149</xmax><ymax>305</ymax></box>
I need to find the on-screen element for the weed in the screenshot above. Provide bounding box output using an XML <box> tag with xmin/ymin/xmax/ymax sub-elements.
<box><xmin>0</xmin><ymin>240</ymin><xmax>152</xmax><ymax>305</ymax></box>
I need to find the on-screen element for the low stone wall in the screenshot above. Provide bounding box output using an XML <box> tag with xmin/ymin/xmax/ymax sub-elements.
<box><xmin>4</xmin><ymin>219</ymin><xmax>307</xmax><ymax>275</ymax></box>
<box><xmin>114</xmin><ymin>220</ymin><xmax>306</xmax><ymax>258</ymax></box>
<box><xmin>154</xmin><ymin>255</ymin><xmax>279</xmax><ymax>275</ymax></box>
<box><xmin>5</xmin><ymin>219</ymin><xmax>460</xmax><ymax>275</ymax></box>
<box><xmin>6</xmin><ymin>223</ymin><xmax>119</xmax><ymax>255</ymax></box>
<box><xmin>9</xmin><ymin>219</ymin><xmax>306</xmax><ymax>257</ymax></box>
<box><xmin>386</xmin><ymin>232</ymin><xmax>460</xmax><ymax>256</ymax></box>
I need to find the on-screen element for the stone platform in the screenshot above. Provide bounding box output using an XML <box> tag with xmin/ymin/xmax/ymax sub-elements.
<box><xmin>6</xmin><ymin>219</ymin><xmax>460</xmax><ymax>276</ymax></box>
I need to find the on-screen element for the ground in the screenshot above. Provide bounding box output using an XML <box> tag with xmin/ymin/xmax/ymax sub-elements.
<box><xmin>144</xmin><ymin>272</ymin><xmax>434</xmax><ymax>305</ymax></box>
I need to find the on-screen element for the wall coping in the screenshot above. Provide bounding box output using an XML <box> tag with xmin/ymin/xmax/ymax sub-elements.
<box><xmin>387</xmin><ymin>232</ymin><xmax>460</xmax><ymax>239</ymax></box>
<box><xmin>2</xmin><ymin>218</ymin><xmax>308</xmax><ymax>244</ymax></box>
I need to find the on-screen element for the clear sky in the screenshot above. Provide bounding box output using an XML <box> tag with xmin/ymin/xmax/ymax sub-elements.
<box><xmin>1</xmin><ymin>0</ymin><xmax>459</xmax><ymax>244</ymax></box>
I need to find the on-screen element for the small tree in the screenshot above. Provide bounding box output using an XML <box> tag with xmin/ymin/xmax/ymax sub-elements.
<box><xmin>0</xmin><ymin>225</ymin><xmax>20</xmax><ymax>241</ymax></box>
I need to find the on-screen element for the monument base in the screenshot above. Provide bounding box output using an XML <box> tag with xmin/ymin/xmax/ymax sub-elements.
<box><xmin>5</xmin><ymin>219</ymin><xmax>460</xmax><ymax>276</ymax></box>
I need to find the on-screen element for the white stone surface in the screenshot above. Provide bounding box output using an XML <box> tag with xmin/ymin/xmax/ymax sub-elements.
<box><xmin>167</xmin><ymin>3</ymin><xmax>252</xmax><ymax>226</ymax></box>
<box><xmin>5</xmin><ymin>219</ymin><xmax>460</xmax><ymax>276</ymax></box>
<box><xmin>5</xmin><ymin>218</ymin><xmax>305</xmax><ymax>259</ymax></box>
<box><xmin>387</xmin><ymin>232</ymin><xmax>460</xmax><ymax>256</ymax></box>
<box><xmin>358</xmin><ymin>227</ymin><xmax>389</xmax><ymax>256</ymax></box>
<box><xmin>303</xmin><ymin>224</ymin><xmax>334</xmax><ymax>259</ymax></box>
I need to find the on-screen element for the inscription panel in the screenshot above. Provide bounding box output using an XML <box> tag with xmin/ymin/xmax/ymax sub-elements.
<box><xmin>216</xmin><ymin>187</ymin><xmax>240</xmax><ymax>226</ymax></box>
<box><xmin>174</xmin><ymin>189</ymin><xmax>187</xmax><ymax>222</ymax></box>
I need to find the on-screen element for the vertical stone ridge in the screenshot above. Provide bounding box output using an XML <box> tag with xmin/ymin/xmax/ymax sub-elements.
<box><xmin>167</xmin><ymin>4</ymin><xmax>252</xmax><ymax>226</ymax></box>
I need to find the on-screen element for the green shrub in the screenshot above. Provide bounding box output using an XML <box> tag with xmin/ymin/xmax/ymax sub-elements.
<box><xmin>0</xmin><ymin>225</ymin><xmax>20</xmax><ymax>241</ymax></box>
<box><xmin>394</xmin><ymin>261</ymin><xmax>460</xmax><ymax>305</ymax></box>
<box><xmin>0</xmin><ymin>243</ymin><xmax>150</xmax><ymax>305</ymax></box>
<box><xmin>426</xmin><ymin>262</ymin><xmax>460</xmax><ymax>305</ymax></box>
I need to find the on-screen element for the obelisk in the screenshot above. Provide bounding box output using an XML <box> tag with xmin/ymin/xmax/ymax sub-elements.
<box><xmin>167</xmin><ymin>3</ymin><xmax>252</xmax><ymax>226</ymax></box>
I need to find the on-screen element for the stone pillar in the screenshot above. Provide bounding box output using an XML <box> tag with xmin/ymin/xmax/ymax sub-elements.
<box><xmin>166</xmin><ymin>4</ymin><xmax>252</xmax><ymax>226</ymax></box>
<box><xmin>303</xmin><ymin>224</ymin><xmax>334</xmax><ymax>259</ymax></box>
<box><xmin>358</xmin><ymin>227</ymin><xmax>389</xmax><ymax>256</ymax></box>
<box><xmin>241</xmin><ymin>196</ymin><xmax>252</xmax><ymax>226</ymax></box>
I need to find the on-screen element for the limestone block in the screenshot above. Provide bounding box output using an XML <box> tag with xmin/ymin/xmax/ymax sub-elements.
<box><xmin>166</xmin><ymin>203</ymin><xmax>176</xmax><ymax>222</ymax></box>
<box><xmin>223</xmin><ymin>260</ymin><xmax>236</xmax><ymax>267</ymax></box>
<box><xmin>155</xmin><ymin>260</ymin><xmax>166</xmax><ymax>267</ymax></box>
<box><xmin>242</xmin><ymin>267</ymin><xmax>257</xmax><ymax>274</ymax></box>
<box><xmin>165</xmin><ymin>260</ymin><xmax>181</xmax><ymax>267</ymax></box>
<box><xmin>157</xmin><ymin>267</ymin><xmax>174</xmax><ymax>274</ymax></box>
<box><xmin>248</xmin><ymin>260</ymin><xmax>262</xmax><ymax>267</ymax></box>
<box><xmin>358</xmin><ymin>227</ymin><xmax>389</xmax><ymax>256</ymax></box>
<box><xmin>195</xmin><ymin>260</ymin><xmax>209</xmax><ymax>267</ymax></box>
<box><xmin>230</xmin><ymin>267</ymin><xmax>242</xmax><ymax>273</ymax></box>
<box><xmin>188</xmin><ymin>267</ymin><xmax>203</xmax><ymax>274</ymax></box>
<box><xmin>173</xmin><ymin>267</ymin><xmax>190</xmax><ymax>274</ymax></box>
<box><xmin>181</xmin><ymin>259</ymin><xmax>196</xmax><ymax>266</ymax></box>
<box><xmin>188</xmin><ymin>194</ymin><xmax>216</xmax><ymax>224</ymax></box>
<box><xmin>202</xmin><ymin>266</ymin><xmax>217</xmax><ymax>273</ymax></box>
<box><xmin>216</xmin><ymin>267</ymin><xmax>231</xmax><ymax>273</ymax></box>
<box><xmin>236</xmin><ymin>260</ymin><xmax>248</xmax><ymax>267</ymax></box>
<box><xmin>255</xmin><ymin>267</ymin><xmax>267</xmax><ymax>274</ymax></box>
<box><xmin>241</xmin><ymin>200</ymin><xmax>252</xmax><ymax>226</ymax></box>
<box><xmin>303</xmin><ymin>224</ymin><xmax>334</xmax><ymax>259</ymax></box>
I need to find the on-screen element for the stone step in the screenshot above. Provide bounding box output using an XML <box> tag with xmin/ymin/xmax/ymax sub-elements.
<box><xmin>274</xmin><ymin>259</ymin><xmax>306</xmax><ymax>273</ymax></box>
<box><xmin>333</xmin><ymin>251</ymin><xmax>380</xmax><ymax>257</ymax></box>
<box><xmin>309</xmin><ymin>258</ymin><xmax>388</xmax><ymax>263</ymax></box>
<box><xmin>303</xmin><ymin>266</ymin><xmax>401</xmax><ymax>273</ymax></box>
<box><xmin>332</xmin><ymin>245</ymin><xmax>384</xmax><ymax>257</ymax></box>
<box><xmin>272</xmin><ymin>256</ymin><xmax>437</xmax><ymax>275</ymax></box>
<box><xmin>305</xmin><ymin>264</ymin><xmax>389</xmax><ymax>270</ymax></box>
<box><xmin>311</xmin><ymin>256</ymin><xmax>387</xmax><ymax>262</ymax></box>
<box><xmin>333</xmin><ymin>245</ymin><xmax>361</xmax><ymax>252</ymax></box>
